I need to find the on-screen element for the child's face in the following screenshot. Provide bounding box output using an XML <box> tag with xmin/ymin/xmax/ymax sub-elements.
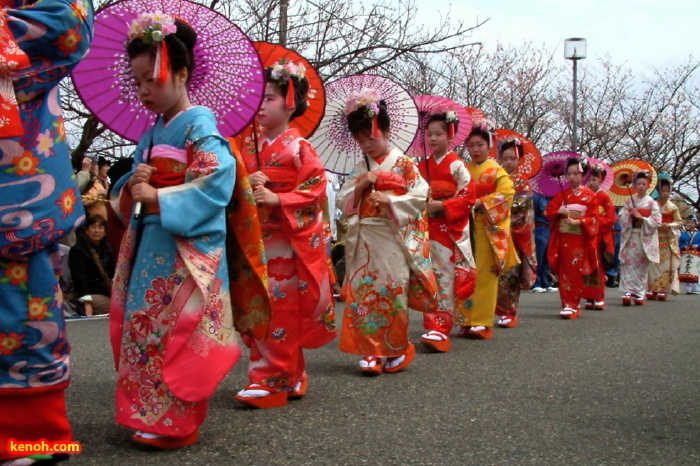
<box><xmin>687</xmin><ymin>219</ymin><xmax>697</xmax><ymax>230</ymax></box>
<box><xmin>658</xmin><ymin>185</ymin><xmax>671</xmax><ymax>201</ymax></box>
<box><xmin>426</xmin><ymin>121</ymin><xmax>450</xmax><ymax>156</ymax></box>
<box><xmin>635</xmin><ymin>177</ymin><xmax>649</xmax><ymax>196</ymax></box>
<box><xmin>352</xmin><ymin>129</ymin><xmax>390</xmax><ymax>160</ymax></box>
<box><xmin>587</xmin><ymin>174</ymin><xmax>601</xmax><ymax>192</ymax></box>
<box><xmin>566</xmin><ymin>164</ymin><xmax>583</xmax><ymax>188</ymax></box>
<box><xmin>499</xmin><ymin>148</ymin><xmax>519</xmax><ymax>175</ymax></box>
<box><xmin>258</xmin><ymin>83</ymin><xmax>293</xmax><ymax>131</ymax></box>
<box><xmin>466</xmin><ymin>135</ymin><xmax>490</xmax><ymax>162</ymax></box>
<box><xmin>131</xmin><ymin>53</ymin><xmax>186</xmax><ymax>118</ymax></box>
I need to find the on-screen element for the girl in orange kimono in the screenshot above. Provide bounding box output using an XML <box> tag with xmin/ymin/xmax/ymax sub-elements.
<box><xmin>457</xmin><ymin>121</ymin><xmax>519</xmax><ymax>339</ymax></box>
<box><xmin>495</xmin><ymin>139</ymin><xmax>536</xmax><ymax>328</ymax></box>
<box><xmin>582</xmin><ymin>164</ymin><xmax>616</xmax><ymax>310</ymax></box>
<box><xmin>417</xmin><ymin>111</ymin><xmax>475</xmax><ymax>352</ymax></box>
<box><xmin>545</xmin><ymin>157</ymin><xmax>599</xmax><ymax>319</ymax></box>
<box><xmin>338</xmin><ymin>90</ymin><xmax>438</xmax><ymax>375</ymax></box>
<box><xmin>235</xmin><ymin>61</ymin><xmax>336</xmax><ymax>409</ymax></box>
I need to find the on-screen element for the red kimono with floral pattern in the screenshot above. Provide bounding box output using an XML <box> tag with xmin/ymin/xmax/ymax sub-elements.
<box><xmin>582</xmin><ymin>189</ymin><xmax>615</xmax><ymax>302</ymax></box>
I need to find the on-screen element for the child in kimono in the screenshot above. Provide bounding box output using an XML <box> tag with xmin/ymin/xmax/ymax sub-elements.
<box><xmin>110</xmin><ymin>14</ymin><xmax>239</xmax><ymax>448</ymax></box>
<box><xmin>647</xmin><ymin>178</ymin><xmax>683</xmax><ymax>300</ymax></box>
<box><xmin>679</xmin><ymin>215</ymin><xmax>700</xmax><ymax>294</ymax></box>
<box><xmin>417</xmin><ymin>110</ymin><xmax>475</xmax><ymax>352</ymax></box>
<box><xmin>582</xmin><ymin>164</ymin><xmax>616</xmax><ymax>310</ymax></box>
<box><xmin>457</xmin><ymin>121</ymin><xmax>519</xmax><ymax>339</ymax></box>
<box><xmin>618</xmin><ymin>171</ymin><xmax>661</xmax><ymax>306</ymax></box>
<box><xmin>495</xmin><ymin>138</ymin><xmax>536</xmax><ymax>328</ymax></box>
<box><xmin>337</xmin><ymin>88</ymin><xmax>437</xmax><ymax>374</ymax></box>
<box><xmin>545</xmin><ymin>158</ymin><xmax>599</xmax><ymax>319</ymax></box>
<box><xmin>235</xmin><ymin>60</ymin><xmax>336</xmax><ymax>408</ymax></box>
<box><xmin>0</xmin><ymin>0</ymin><xmax>93</xmax><ymax>462</ymax></box>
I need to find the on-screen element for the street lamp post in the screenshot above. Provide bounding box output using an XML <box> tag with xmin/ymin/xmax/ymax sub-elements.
<box><xmin>564</xmin><ymin>38</ymin><xmax>587</xmax><ymax>151</ymax></box>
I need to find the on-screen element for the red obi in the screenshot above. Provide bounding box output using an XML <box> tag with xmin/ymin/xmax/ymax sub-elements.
<box><xmin>637</xmin><ymin>208</ymin><xmax>651</xmax><ymax>218</ymax></box>
<box><xmin>375</xmin><ymin>172</ymin><xmax>408</xmax><ymax>194</ymax></box>
<box><xmin>262</xmin><ymin>166</ymin><xmax>297</xmax><ymax>193</ymax></box>
<box><xmin>475</xmin><ymin>182</ymin><xmax>496</xmax><ymax>198</ymax></box>
<box><xmin>430</xmin><ymin>180</ymin><xmax>457</xmax><ymax>201</ymax></box>
<box><xmin>661</xmin><ymin>213</ymin><xmax>674</xmax><ymax>224</ymax></box>
<box><xmin>145</xmin><ymin>157</ymin><xmax>189</xmax><ymax>214</ymax></box>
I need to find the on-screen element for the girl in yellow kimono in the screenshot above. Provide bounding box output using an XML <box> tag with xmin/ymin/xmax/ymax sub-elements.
<box><xmin>457</xmin><ymin>120</ymin><xmax>519</xmax><ymax>339</ymax></box>
<box><xmin>337</xmin><ymin>89</ymin><xmax>438</xmax><ymax>375</ymax></box>
<box><xmin>647</xmin><ymin>178</ymin><xmax>683</xmax><ymax>300</ymax></box>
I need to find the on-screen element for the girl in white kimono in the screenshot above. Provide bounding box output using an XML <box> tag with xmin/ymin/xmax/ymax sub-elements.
<box><xmin>619</xmin><ymin>171</ymin><xmax>662</xmax><ymax>306</ymax></box>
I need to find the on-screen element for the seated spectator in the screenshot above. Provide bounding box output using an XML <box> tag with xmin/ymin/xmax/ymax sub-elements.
<box><xmin>68</xmin><ymin>215</ymin><xmax>115</xmax><ymax>316</ymax></box>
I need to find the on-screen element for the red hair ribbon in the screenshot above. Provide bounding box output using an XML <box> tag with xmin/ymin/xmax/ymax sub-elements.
<box><xmin>371</xmin><ymin>115</ymin><xmax>381</xmax><ymax>138</ymax></box>
<box><xmin>154</xmin><ymin>40</ymin><xmax>170</xmax><ymax>83</ymax></box>
<box><xmin>286</xmin><ymin>79</ymin><xmax>295</xmax><ymax>109</ymax></box>
<box><xmin>448</xmin><ymin>122</ymin><xmax>455</xmax><ymax>139</ymax></box>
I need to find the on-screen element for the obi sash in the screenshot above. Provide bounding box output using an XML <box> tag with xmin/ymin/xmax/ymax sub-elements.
<box><xmin>359</xmin><ymin>172</ymin><xmax>408</xmax><ymax>219</ymax></box>
<box><xmin>144</xmin><ymin>145</ymin><xmax>190</xmax><ymax>214</ymax></box>
<box><xmin>262</xmin><ymin>166</ymin><xmax>297</xmax><ymax>193</ymax></box>
<box><xmin>430</xmin><ymin>180</ymin><xmax>457</xmax><ymax>201</ymax></box>
<box><xmin>559</xmin><ymin>204</ymin><xmax>586</xmax><ymax>234</ymax></box>
<box><xmin>632</xmin><ymin>207</ymin><xmax>652</xmax><ymax>229</ymax></box>
<box><xmin>661</xmin><ymin>213</ymin><xmax>674</xmax><ymax>224</ymax></box>
<box><xmin>475</xmin><ymin>182</ymin><xmax>496</xmax><ymax>198</ymax></box>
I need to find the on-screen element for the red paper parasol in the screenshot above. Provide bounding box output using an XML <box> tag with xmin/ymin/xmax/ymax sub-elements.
<box><xmin>609</xmin><ymin>159</ymin><xmax>658</xmax><ymax>207</ymax></box>
<box><xmin>495</xmin><ymin>129</ymin><xmax>542</xmax><ymax>180</ymax></box>
<box><xmin>531</xmin><ymin>151</ymin><xmax>584</xmax><ymax>198</ymax></box>
<box><xmin>72</xmin><ymin>0</ymin><xmax>265</xmax><ymax>142</ymax></box>
<box><xmin>587</xmin><ymin>157</ymin><xmax>614</xmax><ymax>192</ymax></box>
<box><xmin>308</xmin><ymin>75</ymin><xmax>419</xmax><ymax>175</ymax></box>
<box><xmin>406</xmin><ymin>95</ymin><xmax>472</xmax><ymax>159</ymax></box>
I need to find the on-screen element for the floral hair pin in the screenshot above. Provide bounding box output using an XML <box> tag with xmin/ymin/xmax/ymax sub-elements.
<box><xmin>441</xmin><ymin>109</ymin><xmax>459</xmax><ymax>138</ymax></box>
<box><xmin>270</xmin><ymin>59</ymin><xmax>306</xmax><ymax>109</ymax></box>
<box><xmin>128</xmin><ymin>12</ymin><xmax>178</xmax><ymax>83</ymax></box>
<box><xmin>346</xmin><ymin>88</ymin><xmax>383</xmax><ymax>138</ymax></box>
<box><xmin>498</xmin><ymin>136</ymin><xmax>523</xmax><ymax>158</ymax></box>
<box><xmin>473</xmin><ymin>118</ymin><xmax>496</xmax><ymax>148</ymax></box>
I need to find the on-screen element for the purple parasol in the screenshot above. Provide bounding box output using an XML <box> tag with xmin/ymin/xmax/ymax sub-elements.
<box><xmin>71</xmin><ymin>0</ymin><xmax>265</xmax><ymax>143</ymax></box>
<box><xmin>406</xmin><ymin>95</ymin><xmax>472</xmax><ymax>160</ymax></box>
<box><xmin>531</xmin><ymin>150</ymin><xmax>588</xmax><ymax>198</ymax></box>
<box><xmin>308</xmin><ymin>74</ymin><xmax>419</xmax><ymax>175</ymax></box>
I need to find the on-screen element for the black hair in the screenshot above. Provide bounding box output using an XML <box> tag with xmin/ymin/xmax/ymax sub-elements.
<box><xmin>589</xmin><ymin>164</ymin><xmax>606</xmax><ymax>181</ymax></box>
<box><xmin>85</xmin><ymin>214</ymin><xmax>108</xmax><ymax>230</ymax></box>
<box><xmin>566</xmin><ymin>157</ymin><xmax>589</xmax><ymax>176</ymax></box>
<box><xmin>97</xmin><ymin>156</ymin><xmax>111</xmax><ymax>169</ymax></box>
<box><xmin>346</xmin><ymin>100</ymin><xmax>390</xmax><ymax>137</ymax></box>
<box><xmin>634</xmin><ymin>171</ymin><xmax>650</xmax><ymax>182</ymax></box>
<box><xmin>467</xmin><ymin>126</ymin><xmax>491</xmax><ymax>145</ymax></box>
<box><xmin>658</xmin><ymin>178</ymin><xmax>672</xmax><ymax>190</ymax></box>
<box><xmin>499</xmin><ymin>140</ymin><xmax>521</xmax><ymax>159</ymax></box>
<box><xmin>265</xmin><ymin>68</ymin><xmax>309</xmax><ymax>121</ymax></box>
<box><xmin>426</xmin><ymin>113</ymin><xmax>459</xmax><ymax>134</ymax></box>
<box><xmin>126</xmin><ymin>19</ymin><xmax>197</xmax><ymax>83</ymax></box>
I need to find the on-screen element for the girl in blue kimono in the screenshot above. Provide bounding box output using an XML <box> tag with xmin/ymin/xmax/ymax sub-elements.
<box><xmin>109</xmin><ymin>13</ymin><xmax>239</xmax><ymax>449</ymax></box>
<box><xmin>0</xmin><ymin>0</ymin><xmax>93</xmax><ymax>463</ymax></box>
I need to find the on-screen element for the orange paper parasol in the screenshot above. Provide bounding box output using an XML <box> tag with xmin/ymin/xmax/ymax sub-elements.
<box><xmin>609</xmin><ymin>159</ymin><xmax>658</xmax><ymax>207</ymax></box>
<box><xmin>495</xmin><ymin>129</ymin><xmax>542</xmax><ymax>180</ymax></box>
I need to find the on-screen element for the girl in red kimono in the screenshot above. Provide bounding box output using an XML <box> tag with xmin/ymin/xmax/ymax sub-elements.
<box><xmin>582</xmin><ymin>164</ymin><xmax>616</xmax><ymax>310</ymax></box>
<box><xmin>495</xmin><ymin>139</ymin><xmax>536</xmax><ymax>328</ymax></box>
<box><xmin>235</xmin><ymin>61</ymin><xmax>336</xmax><ymax>408</ymax></box>
<box><xmin>546</xmin><ymin>157</ymin><xmax>599</xmax><ymax>319</ymax></box>
<box><xmin>417</xmin><ymin>111</ymin><xmax>475</xmax><ymax>352</ymax></box>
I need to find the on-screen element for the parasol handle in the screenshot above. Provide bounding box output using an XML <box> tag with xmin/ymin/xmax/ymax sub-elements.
<box><xmin>134</xmin><ymin>114</ymin><xmax>161</xmax><ymax>220</ymax></box>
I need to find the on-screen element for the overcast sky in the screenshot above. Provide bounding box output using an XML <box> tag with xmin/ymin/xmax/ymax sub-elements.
<box><xmin>415</xmin><ymin>0</ymin><xmax>698</xmax><ymax>72</ymax></box>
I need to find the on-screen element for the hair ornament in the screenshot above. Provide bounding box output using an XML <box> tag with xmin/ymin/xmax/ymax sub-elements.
<box><xmin>270</xmin><ymin>59</ymin><xmax>306</xmax><ymax>109</ymax></box>
<box><xmin>128</xmin><ymin>12</ymin><xmax>178</xmax><ymax>83</ymax></box>
<box><xmin>346</xmin><ymin>88</ymin><xmax>383</xmax><ymax>138</ymax></box>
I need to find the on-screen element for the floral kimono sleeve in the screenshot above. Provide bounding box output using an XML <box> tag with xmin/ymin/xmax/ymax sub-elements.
<box><xmin>386</xmin><ymin>155</ymin><xmax>429</xmax><ymax>228</ymax></box>
<box><xmin>579</xmin><ymin>194</ymin><xmax>599</xmax><ymax>238</ymax></box>
<box><xmin>159</xmin><ymin>130</ymin><xmax>234</xmax><ymax>239</ymax></box>
<box><xmin>5</xmin><ymin>0</ymin><xmax>93</xmax><ymax>81</ymax></box>
<box><xmin>277</xmin><ymin>140</ymin><xmax>327</xmax><ymax>232</ymax></box>
<box><xmin>442</xmin><ymin>160</ymin><xmax>475</xmax><ymax>225</ymax></box>
<box><xmin>481</xmin><ymin>167</ymin><xmax>514</xmax><ymax>226</ymax></box>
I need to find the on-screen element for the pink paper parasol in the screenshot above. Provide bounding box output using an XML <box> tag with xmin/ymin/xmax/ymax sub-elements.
<box><xmin>308</xmin><ymin>75</ymin><xmax>419</xmax><ymax>175</ymax></box>
<box><xmin>587</xmin><ymin>157</ymin><xmax>614</xmax><ymax>192</ymax></box>
<box><xmin>72</xmin><ymin>0</ymin><xmax>265</xmax><ymax>143</ymax></box>
<box><xmin>531</xmin><ymin>151</ymin><xmax>586</xmax><ymax>198</ymax></box>
<box><xmin>406</xmin><ymin>95</ymin><xmax>472</xmax><ymax>159</ymax></box>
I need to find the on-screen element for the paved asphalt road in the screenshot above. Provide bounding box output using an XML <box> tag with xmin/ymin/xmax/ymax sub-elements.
<box><xmin>62</xmin><ymin>288</ymin><xmax>699</xmax><ymax>465</ymax></box>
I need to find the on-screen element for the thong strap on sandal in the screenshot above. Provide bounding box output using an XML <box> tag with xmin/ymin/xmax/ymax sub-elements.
<box><xmin>420</xmin><ymin>331</ymin><xmax>451</xmax><ymax>352</ymax></box>
<box><xmin>497</xmin><ymin>316</ymin><xmax>518</xmax><ymax>328</ymax></box>
<box><xmin>559</xmin><ymin>307</ymin><xmax>580</xmax><ymax>320</ymax></box>
<box><xmin>383</xmin><ymin>343</ymin><xmax>416</xmax><ymax>373</ymax></box>
<box><xmin>234</xmin><ymin>384</ymin><xmax>288</xmax><ymax>408</ymax></box>
<box><xmin>359</xmin><ymin>356</ymin><xmax>383</xmax><ymax>376</ymax></box>
<box><xmin>288</xmin><ymin>373</ymin><xmax>308</xmax><ymax>400</ymax></box>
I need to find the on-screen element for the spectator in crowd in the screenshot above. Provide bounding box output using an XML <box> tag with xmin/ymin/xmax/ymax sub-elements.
<box><xmin>531</xmin><ymin>192</ymin><xmax>557</xmax><ymax>293</ymax></box>
<box><xmin>68</xmin><ymin>215</ymin><xmax>115</xmax><ymax>316</ymax></box>
<box><xmin>679</xmin><ymin>215</ymin><xmax>700</xmax><ymax>294</ymax></box>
